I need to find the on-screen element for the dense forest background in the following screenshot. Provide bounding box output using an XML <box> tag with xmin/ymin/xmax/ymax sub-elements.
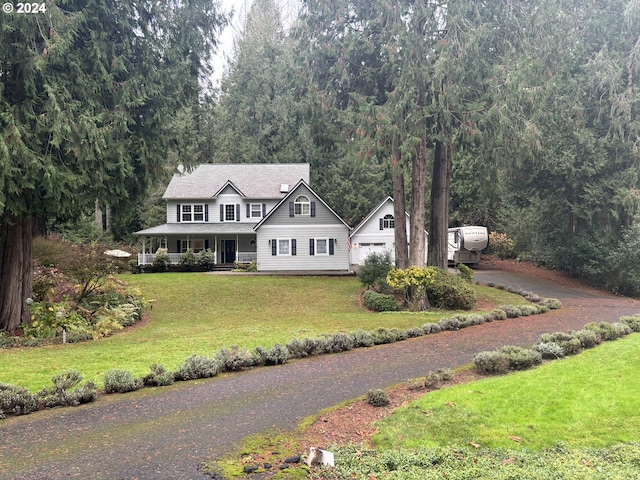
<box><xmin>2</xmin><ymin>0</ymin><xmax>640</xmax><ymax>311</ymax></box>
<box><xmin>137</xmin><ymin>0</ymin><xmax>640</xmax><ymax>293</ymax></box>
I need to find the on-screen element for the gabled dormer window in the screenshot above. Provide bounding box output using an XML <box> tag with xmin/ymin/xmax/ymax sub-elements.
<box><xmin>289</xmin><ymin>195</ymin><xmax>316</xmax><ymax>217</ymax></box>
<box><xmin>294</xmin><ymin>195</ymin><xmax>310</xmax><ymax>215</ymax></box>
<box><xmin>380</xmin><ymin>214</ymin><xmax>394</xmax><ymax>230</ymax></box>
<box><xmin>177</xmin><ymin>204</ymin><xmax>208</xmax><ymax>222</ymax></box>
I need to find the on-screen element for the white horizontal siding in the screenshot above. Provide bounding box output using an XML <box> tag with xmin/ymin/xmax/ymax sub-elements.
<box><xmin>256</xmin><ymin>225</ymin><xmax>350</xmax><ymax>271</ymax></box>
<box><xmin>165</xmin><ymin>199</ymin><xmax>280</xmax><ymax>224</ymax></box>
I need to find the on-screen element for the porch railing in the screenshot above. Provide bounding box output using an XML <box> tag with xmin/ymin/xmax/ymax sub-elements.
<box><xmin>237</xmin><ymin>252</ymin><xmax>257</xmax><ymax>263</ymax></box>
<box><xmin>137</xmin><ymin>252</ymin><xmax>256</xmax><ymax>266</ymax></box>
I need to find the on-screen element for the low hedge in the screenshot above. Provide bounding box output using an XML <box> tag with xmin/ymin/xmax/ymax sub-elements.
<box><xmin>363</xmin><ymin>290</ymin><xmax>399</xmax><ymax>312</ymax></box>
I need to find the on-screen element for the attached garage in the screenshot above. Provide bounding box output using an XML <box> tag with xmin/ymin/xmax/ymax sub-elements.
<box><xmin>354</xmin><ymin>243</ymin><xmax>391</xmax><ymax>264</ymax></box>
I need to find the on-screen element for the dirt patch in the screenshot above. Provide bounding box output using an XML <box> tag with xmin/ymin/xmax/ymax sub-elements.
<box><xmin>299</xmin><ymin>369</ymin><xmax>484</xmax><ymax>451</ymax></box>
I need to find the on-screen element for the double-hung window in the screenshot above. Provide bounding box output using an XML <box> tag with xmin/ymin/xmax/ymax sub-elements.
<box><xmin>315</xmin><ymin>238</ymin><xmax>328</xmax><ymax>255</ymax></box>
<box><xmin>309</xmin><ymin>238</ymin><xmax>334</xmax><ymax>256</ymax></box>
<box><xmin>179</xmin><ymin>204</ymin><xmax>206</xmax><ymax>222</ymax></box>
<box><xmin>278</xmin><ymin>239</ymin><xmax>290</xmax><ymax>255</ymax></box>
<box><xmin>271</xmin><ymin>238</ymin><xmax>297</xmax><ymax>256</ymax></box>
<box><xmin>250</xmin><ymin>204</ymin><xmax>262</xmax><ymax>218</ymax></box>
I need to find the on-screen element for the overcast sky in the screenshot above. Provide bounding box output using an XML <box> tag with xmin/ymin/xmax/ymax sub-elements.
<box><xmin>210</xmin><ymin>0</ymin><xmax>252</xmax><ymax>84</ymax></box>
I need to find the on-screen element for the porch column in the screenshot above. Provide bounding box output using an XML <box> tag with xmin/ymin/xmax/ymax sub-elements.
<box><xmin>142</xmin><ymin>237</ymin><xmax>146</xmax><ymax>264</ymax></box>
<box><xmin>214</xmin><ymin>235</ymin><xmax>218</xmax><ymax>264</ymax></box>
<box><xmin>236</xmin><ymin>234</ymin><xmax>239</xmax><ymax>261</ymax></box>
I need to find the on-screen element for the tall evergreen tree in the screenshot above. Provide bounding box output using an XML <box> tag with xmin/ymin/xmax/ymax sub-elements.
<box><xmin>212</xmin><ymin>0</ymin><xmax>308</xmax><ymax>164</ymax></box>
<box><xmin>0</xmin><ymin>0</ymin><xmax>226</xmax><ymax>332</ymax></box>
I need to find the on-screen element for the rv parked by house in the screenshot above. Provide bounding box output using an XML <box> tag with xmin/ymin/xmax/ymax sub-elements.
<box><xmin>448</xmin><ymin>226</ymin><xmax>488</xmax><ymax>266</ymax></box>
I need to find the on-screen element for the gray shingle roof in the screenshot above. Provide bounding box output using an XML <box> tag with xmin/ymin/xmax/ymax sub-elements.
<box><xmin>163</xmin><ymin>164</ymin><xmax>310</xmax><ymax>200</ymax></box>
<box><xmin>134</xmin><ymin>223</ymin><xmax>257</xmax><ymax>236</ymax></box>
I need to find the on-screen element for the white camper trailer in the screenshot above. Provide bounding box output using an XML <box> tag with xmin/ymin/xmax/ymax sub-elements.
<box><xmin>448</xmin><ymin>226</ymin><xmax>489</xmax><ymax>266</ymax></box>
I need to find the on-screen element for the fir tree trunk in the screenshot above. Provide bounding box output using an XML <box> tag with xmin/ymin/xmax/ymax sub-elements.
<box><xmin>409</xmin><ymin>140</ymin><xmax>427</xmax><ymax>268</ymax></box>
<box><xmin>0</xmin><ymin>212</ymin><xmax>33</xmax><ymax>334</ymax></box>
<box><xmin>95</xmin><ymin>199</ymin><xmax>103</xmax><ymax>231</ymax></box>
<box><xmin>105</xmin><ymin>205</ymin><xmax>112</xmax><ymax>232</ymax></box>
<box><xmin>392</xmin><ymin>148</ymin><xmax>409</xmax><ymax>269</ymax></box>
<box><xmin>428</xmin><ymin>139</ymin><xmax>451</xmax><ymax>269</ymax></box>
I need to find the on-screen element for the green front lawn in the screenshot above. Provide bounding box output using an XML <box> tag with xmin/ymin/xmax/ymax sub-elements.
<box><xmin>374</xmin><ymin>333</ymin><xmax>640</xmax><ymax>450</ymax></box>
<box><xmin>0</xmin><ymin>273</ymin><xmax>527</xmax><ymax>392</ymax></box>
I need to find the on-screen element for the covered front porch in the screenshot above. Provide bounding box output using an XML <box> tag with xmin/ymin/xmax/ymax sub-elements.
<box><xmin>134</xmin><ymin>224</ymin><xmax>257</xmax><ymax>266</ymax></box>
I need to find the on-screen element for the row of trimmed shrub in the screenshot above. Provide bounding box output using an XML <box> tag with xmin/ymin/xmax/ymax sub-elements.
<box><xmin>474</xmin><ymin>315</ymin><xmax>640</xmax><ymax>375</ymax></box>
<box><xmin>0</xmin><ymin>370</ymin><xmax>97</xmax><ymax>419</ymax></box>
<box><xmin>1</xmin><ymin>288</ymin><xmax>563</xmax><ymax>419</ymax></box>
<box><xmin>79</xmin><ymin>300</ymin><xmax>558</xmax><ymax>400</ymax></box>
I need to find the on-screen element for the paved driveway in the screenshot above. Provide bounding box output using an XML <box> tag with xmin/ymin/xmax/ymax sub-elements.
<box><xmin>1</xmin><ymin>271</ymin><xmax>638</xmax><ymax>480</ymax></box>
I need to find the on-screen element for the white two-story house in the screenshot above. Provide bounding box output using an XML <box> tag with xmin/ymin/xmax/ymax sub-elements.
<box><xmin>134</xmin><ymin>163</ymin><xmax>351</xmax><ymax>271</ymax></box>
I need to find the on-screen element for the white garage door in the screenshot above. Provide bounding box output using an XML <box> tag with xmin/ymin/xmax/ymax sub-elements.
<box><xmin>357</xmin><ymin>243</ymin><xmax>392</xmax><ymax>264</ymax></box>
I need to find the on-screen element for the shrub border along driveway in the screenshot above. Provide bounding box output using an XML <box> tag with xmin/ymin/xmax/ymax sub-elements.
<box><xmin>1</xmin><ymin>271</ymin><xmax>639</xmax><ymax>480</ymax></box>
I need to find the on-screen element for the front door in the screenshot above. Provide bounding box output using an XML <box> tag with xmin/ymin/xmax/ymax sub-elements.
<box><xmin>222</xmin><ymin>240</ymin><xmax>236</xmax><ymax>264</ymax></box>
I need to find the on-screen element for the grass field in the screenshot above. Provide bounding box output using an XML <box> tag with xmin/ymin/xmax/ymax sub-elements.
<box><xmin>0</xmin><ymin>273</ymin><xmax>526</xmax><ymax>392</ymax></box>
<box><xmin>374</xmin><ymin>333</ymin><xmax>640</xmax><ymax>450</ymax></box>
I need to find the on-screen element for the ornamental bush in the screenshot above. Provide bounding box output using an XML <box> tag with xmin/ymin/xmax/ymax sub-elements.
<box><xmin>491</xmin><ymin>309</ymin><xmax>508</xmax><ymax>320</ymax></box>
<box><xmin>620</xmin><ymin>314</ymin><xmax>640</xmax><ymax>332</ymax></box>
<box><xmin>323</xmin><ymin>332</ymin><xmax>355</xmax><ymax>353</ymax></box>
<box><xmin>366</xmin><ymin>389</ymin><xmax>390</xmax><ymax>407</ymax></box>
<box><xmin>254</xmin><ymin>343</ymin><xmax>290</xmax><ymax>365</ymax></box>
<box><xmin>372</xmin><ymin>327</ymin><xmax>406</xmax><ymax>344</ymax></box>
<box><xmin>143</xmin><ymin>364</ymin><xmax>175</xmax><ymax>387</ymax></box>
<box><xmin>499</xmin><ymin>345</ymin><xmax>543</xmax><ymax>370</ymax></box>
<box><xmin>179</xmin><ymin>248</ymin><xmax>197</xmax><ymax>269</ymax></box>
<box><xmin>216</xmin><ymin>346</ymin><xmax>254</xmax><ymax>371</ymax></box>
<box><xmin>489</xmin><ymin>231</ymin><xmax>516</xmax><ymax>259</ymax></box>
<box><xmin>534</xmin><ymin>342</ymin><xmax>566</xmax><ymax>359</ymax></box>
<box><xmin>540</xmin><ymin>298</ymin><xmax>563</xmax><ymax>309</ymax></box>
<box><xmin>584</xmin><ymin>321</ymin><xmax>622</xmax><ymax>341</ymax></box>
<box><xmin>286</xmin><ymin>337</ymin><xmax>322</xmax><ymax>358</ymax></box>
<box><xmin>474</xmin><ymin>351</ymin><xmax>510</xmax><ymax>375</ymax></box>
<box><xmin>363</xmin><ymin>290</ymin><xmax>399</xmax><ymax>312</ymax></box>
<box><xmin>426</xmin><ymin>268</ymin><xmax>476</xmax><ymax>310</ymax></box>
<box><xmin>152</xmin><ymin>248</ymin><xmax>170</xmax><ymax>271</ymax></box>
<box><xmin>103</xmin><ymin>369</ymin><xmax>143</xmax><ymax>394</ymax></box>
<box><xmin>571</xmin><ymin>329</ymin><xmax>601</xmax><ymax>349</ymax></box>
<box><xmin>351</xmin><ymin>329</ymin><xmax>375</xmax><ymax>347</ymax></box>
<box><xmin>499</xmin><ymin>305</ymin><xmax>522</xmax><ymax>318</ymax></box>
<box><xmin>358</xmin><ymin>251</ymin><xmax>394</xmax><ymax>290</ymax></box>
<box><xmin>422</xmin><ymin>322</ymin><xmax>442</xmax><ymax>335</ymax></box>
<box><xmin>197</xmin><ymin>248</ymin><xmax>216</xmax><ymax>270</ymax></box>
<box><xmin>38</xmin><ymin>370</ymin><xmax>97</xmax><ymax>408</ymax></box>
<box><xmin>439</xmin><ymin>316</ymin><xmax>462</xmax><ymax>331</ymax></box>
<box><xmin>174</xmin><ymin>354</ymin><xmax>222</xmax><ymax>381</ymax></box>
<box><xmin>538</xmin><ymin>332</ymin><xmax>583</xmax><ymax>356</ymax></box>
<box><xmin>0</xmin><ymin>382</ymin><xmax>39</xmax><ymax>418</ymax></box>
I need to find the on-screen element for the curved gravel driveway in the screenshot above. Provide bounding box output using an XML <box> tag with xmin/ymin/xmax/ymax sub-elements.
<box><xmin>1</xmin><ymin>269</ymin><xmax>638</xmax><ymax>480</ymax></box>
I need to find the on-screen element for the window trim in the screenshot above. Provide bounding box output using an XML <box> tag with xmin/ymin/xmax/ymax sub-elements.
<box><xmin>225</xmin><ymin>204</ymin><xmax>236</xmax><ymax>222</ymax></box>
<box><xmin>314</xmin><ymin>238</ymin><xmax>329</xmax><ymax>256</ymax></box>
<box><xmin>277</xmin><ymin>238</ymin><xmax>291</xmax><ymax>256</ymax></box>
<box><xmin>383</xmin><ymin>214</ymin><xmax>394</xmax><ymax>229</ymax></box>
<box><xmin>181</xmin><ymin>203</ymin><xmax>207</xmax><ymax>223</ymax></box>
<box><xmin>250</xmin><ymin>203</ymin><xmax>263</xmax><ymax>218</ymax></box>
<box><xmin>294</xmin><ymin>195</ymin><xmax>310</xmax><ymax>216</ymax></box>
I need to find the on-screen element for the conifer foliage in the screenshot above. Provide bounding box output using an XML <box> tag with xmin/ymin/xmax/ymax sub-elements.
<box><xmin>0</xmin><ymin>0</ymin><xmax>227</xmax><ymax>332</ymax></box>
